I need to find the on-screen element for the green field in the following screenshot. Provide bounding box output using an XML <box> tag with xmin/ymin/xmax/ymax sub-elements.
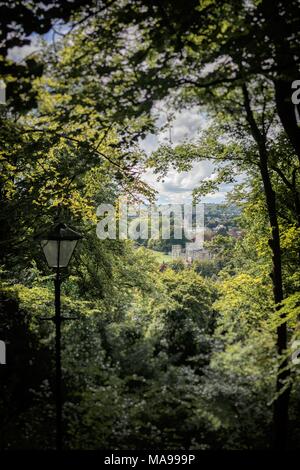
<box><xmin>147</xmin><ymin>249</ymin><xmax>172</xmax><ymax>263</ymax></box>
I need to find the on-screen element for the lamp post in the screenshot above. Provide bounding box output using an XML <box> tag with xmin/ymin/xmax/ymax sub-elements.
<box><xmin>39</xmin><ymin>222</ymin><xmax>82</xmax><ymax>450</ymax></box>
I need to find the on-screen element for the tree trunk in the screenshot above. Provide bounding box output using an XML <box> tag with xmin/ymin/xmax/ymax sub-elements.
<box><xmin>260</xmin><ymin>157</ymin><xmax>290</xmax><ymax>450</ymax></box>
<box><xmin>260</xmin><ymin>0</ymin><xmax>300</xmax><ymax>163</ymax></box>
<box><xmin>242</xmin><ymin>84</ymin><xmax>290</xmax><ymax>449</ymax></box>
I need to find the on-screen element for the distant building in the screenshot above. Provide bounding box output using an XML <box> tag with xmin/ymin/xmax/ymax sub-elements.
<box><xmin>185</xmin><ymin>242</ymin><xmax>196</xmax><ymax>260</ymax></box>
<box><xmin>171</xmin><ymin>245</ymin><xmax>182</xmax><ymax>260</ymax></box>
<box><xmin>191</xmin><ymin>249</ymin><xmax>212</xmax><ymax>261</ymax></box>
<box><xmin>213</xmin><ymin>224</ymin><xmax>227</xmax><ymax>234</ymax></box>
<box><xmin>171</xmin><ymin>243</ymin><xmax>212</xmax><ymax>263</ymax></box>
<box><xmin>228</xmin><ymin>228</ymin><xmax>242</xmax><ymax>238</ymax></box>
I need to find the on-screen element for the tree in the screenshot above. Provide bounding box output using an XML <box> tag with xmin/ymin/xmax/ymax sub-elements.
<box><xmin>1</xmin><ymin>0</ymin><xmax>300</xmax><ymax>450</ymax></box>
<box><xmin>39</xmin><ymin>1</ymin><xmax>300</xmax><ymax>157</ymax></box>
<box><xmin>148</xmin><ymin>102</ymin><xmax>299</xmax><ymax>447</ymax></box>
<box><xmin>0</xmin><ymin>0</ymin><xmax>99</xmax><ymax>113</ymax></box>
<box><xmin>37</xmin><ymin>2</ymin><xmax>299</xmax><ymax>447</ymax></box>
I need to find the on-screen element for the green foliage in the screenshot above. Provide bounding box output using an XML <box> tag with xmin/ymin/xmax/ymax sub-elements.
<box><xmin>1</xmin><ymin>0</ymin><xmax>300</xmax><ymax>451</ymax></box>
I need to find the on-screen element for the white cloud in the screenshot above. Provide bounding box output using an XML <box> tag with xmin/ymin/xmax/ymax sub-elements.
<box><xmin>140</xmin><ymin>105</ymin><xmax>207</xmax><ymax>155</ymax></box>
<box><xmin>7</xmin><ymin>35</ymin><xmax>42</xmax><ymax>62</ymax></box>
<box><xmin>140</xmin><ymin>106</ymin><xmax>229</xmax><ymax>204</ymax></box>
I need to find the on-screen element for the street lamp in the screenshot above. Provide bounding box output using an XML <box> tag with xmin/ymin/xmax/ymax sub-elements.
<box><xmin>39</xmin><ymin>222</ymin><xmax>82</xmax><ymax>450</ymax></box>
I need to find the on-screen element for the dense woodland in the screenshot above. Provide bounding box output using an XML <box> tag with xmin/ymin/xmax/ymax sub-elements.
<box><xmin>0</xmin><ymin>0</ymin><xmax>300</xmax><ymax>450</ymax></box>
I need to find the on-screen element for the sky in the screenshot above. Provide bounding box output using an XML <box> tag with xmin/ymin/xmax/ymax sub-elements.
<box><xmin>140</xmin><ymin>107</ymin><xmax>233</xmax><ymax>204</ymax></box>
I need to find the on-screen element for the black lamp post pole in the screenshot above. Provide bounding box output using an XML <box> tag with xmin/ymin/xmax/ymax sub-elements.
<box><xmin>54</xmin><ymin>241</ymin><xmax>62</xmax><ymax>451</ymax></box>
<box><xmin>39</xmin><ymin>222</ymin><xmax>82</xmax><ymax>450</ymax></box>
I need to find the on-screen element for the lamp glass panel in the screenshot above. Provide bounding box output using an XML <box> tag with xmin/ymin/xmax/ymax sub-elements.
<box><xmin>41</xmin><ymin>239</ymin><xmax>77</xmax><ymax>267</ymax></box>
<box><xmin>59</xmin><ymin>240</ymin><xmax>78</xmax><ymax>267</ymax></box>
